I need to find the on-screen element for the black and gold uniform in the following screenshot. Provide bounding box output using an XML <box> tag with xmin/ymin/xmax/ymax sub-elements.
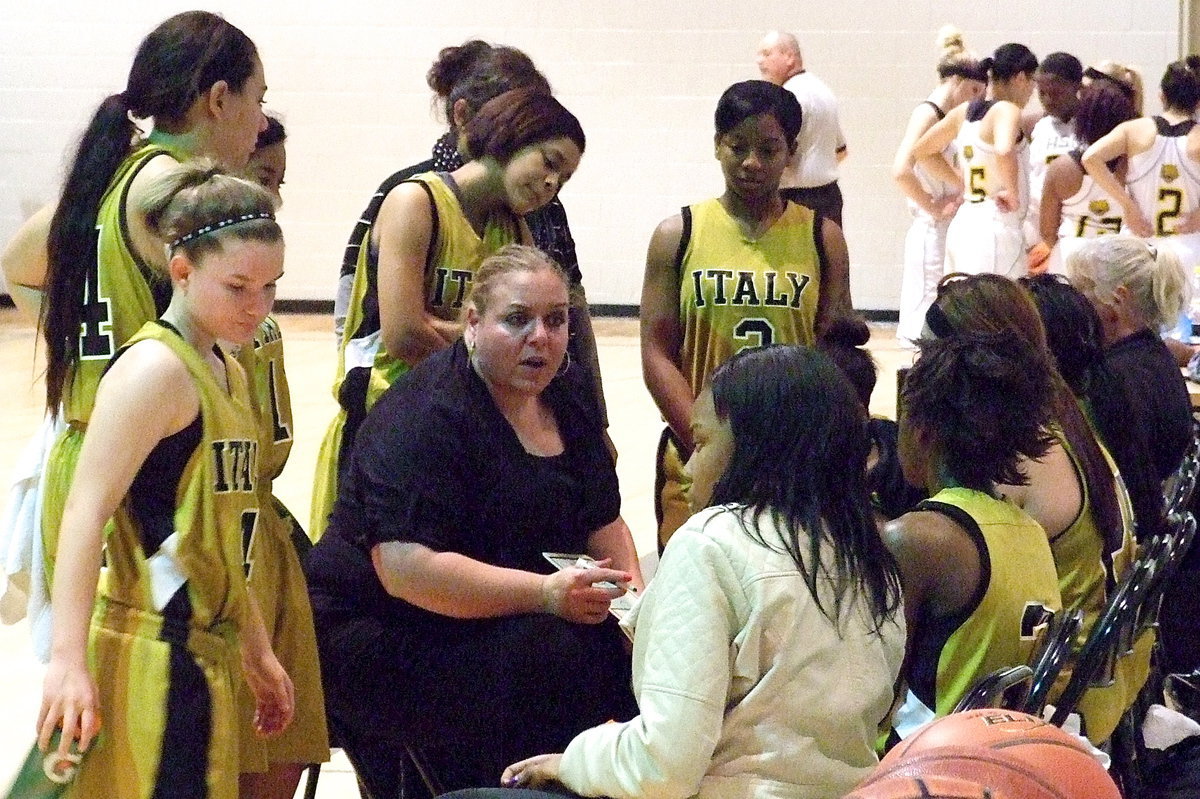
<box><xmin>67</xmin><ymin>321</ymin><xmax>258</xmax><ymax>799</ymax></box>
<box><xmin>310</xmin><ymin>172</ymin><xmax>520</xmax><ymax>539</ymax></box>
<box><xmin>41</xmin><ymin>139</ymin><xmax>183</xmax><ymax>583</ymax></box>
<box><xmin>1050</xmin><ymin>432</ymin><xmax>1146</xmax><ymax>743</ymax></box>
<box><xmin>906</xmin><ymin>486</ymin><xmax>1062</xmax><ymax>723</ymax></box>
<box><xmin>657</xmin><ymin>198</ymin><xmax>822</xmax><ymax>547</ymax></box>
<box><xmin>233</xmin><ymin>316</ymin><xmax>329</xmax><ymax>771</ymax></box>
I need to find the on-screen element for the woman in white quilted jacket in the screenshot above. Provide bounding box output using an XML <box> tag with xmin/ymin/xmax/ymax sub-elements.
<box><xmin>473</xmin><ymin>345</ymin><xmax>907</xmax><ymax>799</ymax></box>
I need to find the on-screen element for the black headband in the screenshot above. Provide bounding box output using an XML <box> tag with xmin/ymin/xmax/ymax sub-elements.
<box><xmin>924</xmin><ymin>302</ymin><xmax>956</xmax><ymax>339</ymax></box>
<box><xmin>170</xmin><ymin>211</ymin><xmax>276</xmax><ymax>250</ymax></box>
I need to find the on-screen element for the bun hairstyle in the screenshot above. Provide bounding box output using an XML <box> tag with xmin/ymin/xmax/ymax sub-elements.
<box><xmin>466</xmin><ymin>244</ymin><xmax>566</xmax><ymax>317</ymax></box>
<box><xmin>140</xmin><ymin>160</ymin><xmax>281</xmax><ymax>262</ymax></box>
<box><xmin>934</xmin><ymin>25</ymin><xmax>987</xmax><ymax>83</ymax></box>
<box><xmin>1161</xmin><ymin>56</ymin><xmax>1200</xmax><ymax>113</ymax></box>
<box><xmin>817</xmin><ymin>316</ymin><xmax>875</xmax><ymax>408</ymax></box>
<box><xmin>42</xmin><ymin>10</ymin><xmax>259</xmax><ymax>413</ymax></box>
<box><xmin>256</xmin><ymin>114</ymin><xmax>287</xmax><ymax>149</ymax></box>
<box><xmin>904</xmin><ymin>331</ymin><xmax>1056</xmax><ymax>492</ymax></box>
<box><xmin>426</xmin><ymin>40</ymin><xmax>551</xmax><ymax>128</ymax></box>
<box><xmin>979</xmin><ymin>42</ymin><xmax>1039</xmax><ymax>84</ymax></box>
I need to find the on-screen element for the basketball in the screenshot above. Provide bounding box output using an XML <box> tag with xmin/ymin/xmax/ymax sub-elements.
<box><xmin>881</xmin><ymin>709</ymin><xmax>1055</xmax><ymax>767</ymax></box>
<box><xmin>844</xmin><ymin>774</ymin><xmax>1010</xmax><ymax>798</ymax></box>
<box><xmin>879</xmin><ymin>710</ymin><xmax>1120</xmax><ymax>799</ymax></box>
<box><xmin>864</xmin><ymin>744</ymin><xmax>1066</xmax><ymax>799</ymax></box>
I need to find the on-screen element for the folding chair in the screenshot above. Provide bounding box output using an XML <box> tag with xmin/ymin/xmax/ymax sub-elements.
<box><xmin>1050</xmin><ymin>557</ymin><xmax>1154</xmax><ymax>728</ymax></box>
<box><xmin>1163</xmin><ymin>421</ymin><xmax>1200</xmax><ymax>516</ymax></box>
<box><xmin>1023</xmin><ymin>608</ymin><xmax>1084</xmax><ymax>716</ymax></box>
<box><xmin>953</xmin><ymin>664</ymin><xmax>1033</xmax><ymax>713</ymax></box>
<box><xmin>1107</xmin><ymin>528</ymin><xmax>1192</xmax><ymax>797</ymax></box>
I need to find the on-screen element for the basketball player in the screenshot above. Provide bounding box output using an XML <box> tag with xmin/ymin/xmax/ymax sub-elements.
<box><xmin>891</xmin><ymin>26</ymin><xmax>986</xmax><ymax>345</ymax></box>
<box><xmin>884</xmin><ymin>331</ymin><xmax>1062</xmax><ymax>734</ymax></box>
<box><xmin>1082</xmin><ymin>57</ymin><xmax>1200</xmax><ymax>344</ymax></box>
<box><xmin>1026</xmin><ymin>53</ymin><xmax>1084</xmax><ymax>252</ymax></box>
<box><xmin>911</xmin><ymin>44</ymin><xmax>1039</xmax><ymax>278</ymax></box>
<box><xmin>310</xmin><ymin>88</ymin><xmax>585</xmax><ymax>540</ymax></box>
<box><xmin>1038</xmin><ymin>81</ymin><xmax>1138</xmax><ymax>274</ymax></box>
<box><xmin>642</xmin><ymin>80</ymin><xmax>852</xmax><ymax>550</ymax></box>
<box><xmin>0</xmin><ymin>12</ymin><xmax>268</xmax><ymax>609</ymax></box>
<box><xmin>236</xmin><ymin>117</ymin><xmax>329</xmax><ymax>799</ymax></box>
<box><xmin>37</xmin><ymin>163</ymin><xmax>293</xmax><ymax>799</ymax></box>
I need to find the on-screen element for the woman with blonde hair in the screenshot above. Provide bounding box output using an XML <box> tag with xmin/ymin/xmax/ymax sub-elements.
<box><xmin>892</xmin><ymin>25</ymin><xmax>987</xmax><ymax>345</ymax></box>
<box><xmin>1067</xmin><ymin>236</ymin><xmax>1192</xmax><ymax>542</ymax></box>
<box><xmin>306</xmin><ymin>245</ymin><xmax>641</xmax><ymax>795</ymax></box>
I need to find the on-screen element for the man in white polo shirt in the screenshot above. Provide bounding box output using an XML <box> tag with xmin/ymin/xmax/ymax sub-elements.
<box><xmin>756</xmin><ymin>30</ymin><xmax>848</xmax><ymax>226</ymax></box>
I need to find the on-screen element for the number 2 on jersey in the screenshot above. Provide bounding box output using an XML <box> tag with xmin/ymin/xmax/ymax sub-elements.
<box><xmin>733</xmin><ymin>318</ymin><xmax>775</xmax><ymax>350</ymax></box>
<box><xmin>1157</xmin><ymin>187</ymin><xmax>1184</xmax><ymax>236</ymax></box>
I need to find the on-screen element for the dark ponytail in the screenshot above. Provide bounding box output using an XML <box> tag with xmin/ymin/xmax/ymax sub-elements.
<box><xmin>43</xmin><ymin>93</ymin><xmax>138</xmax><ymax>413</ymax></box>
<box><xmin>1162</xmin><ymin>57</ymin><xmax>1200</xmax><ymax>113</ymax></box>
<box><xmin>41</xmin><ymin>11</ymin><xmax>258</xmax><ymax>414</ymax></box>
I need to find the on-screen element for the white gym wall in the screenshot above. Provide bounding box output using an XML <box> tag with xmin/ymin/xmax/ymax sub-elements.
<box><xmin>0</xmin><ymin>0</ymin><xmax>1186</xmax><ymax>311</ymax></box>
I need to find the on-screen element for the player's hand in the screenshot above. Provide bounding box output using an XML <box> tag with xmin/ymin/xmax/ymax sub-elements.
<box><xmin>241</xmin><ymin>647</ymin><xmax>295</xmax><ymax>737</ymax></box>
<box><xmin>37</xmin><ymin>658</ymin><xmax>102</xmax><ymax>758</ymax></box>
<box><xmin>541</xmin><ymin>562</ymin><xmax>630</xmax><ymax>624</ymax></box>
<box><xmin>502</xmin><ymin>752</ymin><xmax>563</xmax><ymax>788</ymax></box>
<box><xmin>1176</xmin><ymin>209</ymin><xmax>1200</xmax><ymax>235</ymax></box>
<box><xmin>994</xmin><ymin>189</ymin><xmax>1017</xmax><ymax>214</ymax></box>
<box><xmin>935</xmin><ymin>196</ymin><xmax>963</xmax><ymax>221</ymax></box>
<box><xmin>1123</xmin><ymin>209</ymin><xmax>1154</xmax><ymax>238</ymax></box>
<box><xmin>1027</xmin><ymin>242</ymin><xmax>1051</xmax><ymax>274</ymax></box>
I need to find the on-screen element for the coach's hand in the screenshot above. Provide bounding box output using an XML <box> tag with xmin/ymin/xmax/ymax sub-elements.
<box><xmin>541</xmin><ymin>564</ymin><xmax>630</xmax><ymax>624</ymax></box>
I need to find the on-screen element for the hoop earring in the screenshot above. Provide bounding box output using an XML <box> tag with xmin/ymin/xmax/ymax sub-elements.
<box><xmin>556</xmin><ymin>350</ymin><xmax>572</xmax><ymax>376</ymax></box>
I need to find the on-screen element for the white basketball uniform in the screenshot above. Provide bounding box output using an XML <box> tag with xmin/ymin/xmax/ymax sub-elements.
<box><xmin>944</xmin><ymin>100</ymin><xmax>1030</xmax><ymax>279</ymax></box>
<box><xmin>1125</xmin><ymin>117</ymin><xmax>1200</xmax><ymax>329</ymax></box>
<box><xmin>899</xmin><ymin>101</ymin><xmax>958</xmax><ymax>344</ymax></box>
<box><xmin>1046</xmin><ymin>151</ymin><xmax>1124</xmax><ymax>274</ymax></box>
<box><xmin>1026</xmin><ymin>115</ymin><xmax>1079</xmax><ymax>247</ymax></box>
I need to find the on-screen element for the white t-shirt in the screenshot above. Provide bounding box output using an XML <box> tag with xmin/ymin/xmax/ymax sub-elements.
<box><xmin>780</xmin><ymin>71</ymin><xmax>846</xmax><ymax>188</ymax></box>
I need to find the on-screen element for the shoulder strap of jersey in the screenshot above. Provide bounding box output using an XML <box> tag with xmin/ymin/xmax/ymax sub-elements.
<box><xmin>921</xmin><ymin>99</ymin><xmax>947</xmax><ymax>121</ymax></box>
<box><xmin>673</xmin><ymin>205</ymin><xmax>692</xmax><ymax>274</ymax></box>
<box><xmin>400</xmin><ymin>178</ymin><xmax>441</xmax><ymax>279</ymax></box>
<box><xmin>1156</xmin><ymin>116</ymin><xmax>1197</xmax><ymax>137</ymax></box>
<box><xmin>812</xmin><ymin>209</ymin><xmax>830</xmax><ymax>283</ymax></box>
<box><xmin>912</xmin><ymin>498</ymin><xmax>993</xmax><ymax>625</ymax></box>
<box><xmin>119</xmin><ymin>148</ymin><xmax>177</xmax><ymax>313</ymax></box>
